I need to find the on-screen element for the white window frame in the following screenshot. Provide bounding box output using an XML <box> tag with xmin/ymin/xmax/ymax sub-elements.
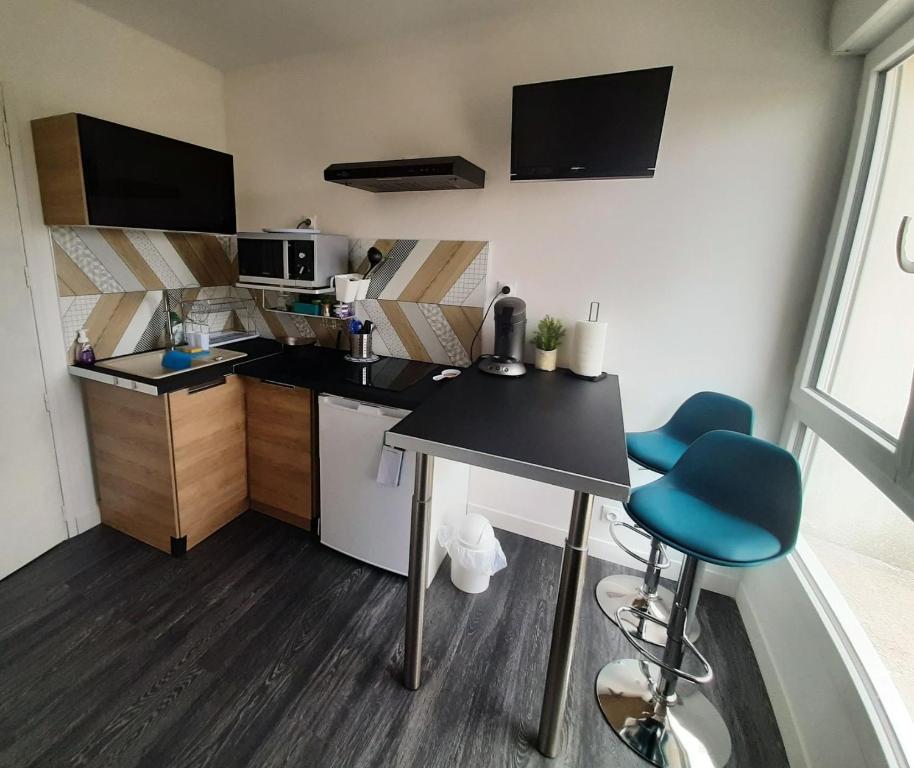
<box><xmin>782</xmin><ymin>16</ymin><xmax>914</xmax><ymax>767</ymax></box>
<box><xmin>786</xmin><ymin>16</ymin><xmax>914</xmax><ymax>516</ymax></box>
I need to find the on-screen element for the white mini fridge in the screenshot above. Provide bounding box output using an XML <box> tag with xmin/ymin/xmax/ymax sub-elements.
<box><xmin>318</xmin><ymin>395</ymin><xmax>469</xmax><ymax>588</ymax></box>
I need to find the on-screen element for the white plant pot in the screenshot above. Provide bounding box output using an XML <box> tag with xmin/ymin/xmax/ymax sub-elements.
<box><xmin>535</xmin><ymin>348</ymin><xmax>557</xmax><ymax>371</ymax></box>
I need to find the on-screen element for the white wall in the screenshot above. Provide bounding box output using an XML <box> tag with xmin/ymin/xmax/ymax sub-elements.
<box><xmin>226</xmin><ymin>0</ymin><xmax>858</xmax><ymax>440</ymax></box>
<box><xmin>225</xmin><ymin>0</ymin><xmax>861</xmax><ymax>566</ymax></box>
<box><xmin>0</xmin><ymin>0</ymin><xmax>227</xmax><ymax>532</ymax></box>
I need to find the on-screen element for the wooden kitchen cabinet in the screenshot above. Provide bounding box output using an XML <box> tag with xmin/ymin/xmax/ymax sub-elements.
<box><xmin>83</xmin><ymin>375</ymin><xmax>247</xmax><ymax>554</ymax></box>
<box><xmin>244</xmin><ymin>378</ymin><xmax>314</xmax><ymax>530</ymax></box>
<box><xmin>31</xmin><ymin>113</ymin><xmax>235</xmax><ymax>233</ymax></box>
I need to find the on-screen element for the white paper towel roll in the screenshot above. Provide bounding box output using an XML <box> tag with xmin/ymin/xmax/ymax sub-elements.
<box><xmin>571</xmin><ymin>320</ymin><xmax>607</xmax><ymax>378</ymax></box>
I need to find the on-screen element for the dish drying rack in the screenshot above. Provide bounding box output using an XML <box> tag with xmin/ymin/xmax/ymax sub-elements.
<box><xmin>180</xmin><ymin>296</ymin><xmax>259</xmax><ymax>346</ymax></box>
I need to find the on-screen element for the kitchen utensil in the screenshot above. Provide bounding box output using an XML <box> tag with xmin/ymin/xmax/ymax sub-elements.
<box><xmin>433</xmin><ymin>369</ymin><xmax>462</xmax><ymax>381</ymax></box>
<box><xmin>363</xmin><ymin>246</ymin><xmax>385</xmax><ymax>279</ymax></box>
<box><xmin>349</xmin><ymin>319</ymin><xmax>363</xmax><ymax>333</ymax></box>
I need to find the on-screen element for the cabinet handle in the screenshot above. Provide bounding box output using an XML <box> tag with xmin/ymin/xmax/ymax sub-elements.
<box><xmin>262</xmin><ymin>379</ymin><xmax>295</xmax><ymax>389</ymax></box>
<box><xmin>187</xmin><ymin>376</ymin><xmax>227</xmax><ymax>395</ymax></box>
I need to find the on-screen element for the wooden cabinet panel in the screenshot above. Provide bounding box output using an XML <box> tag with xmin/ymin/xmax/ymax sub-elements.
<box><xmin>244</xmin><ymin>378</ymin><xmax>312</xmax><ymax>528</ymax></box>
<box><xmin>84</xmin><ymin>379</ymin><xmax>178</xmax><ymax>552</ymax></box>
<box><xmin>30</xmin><ymin>113</ymin><xmax>89</xmax><ymax>226</ymax></box>
<box><xmin>168</xmin><ymin>376</ymin><xmax>248</xmax><ymax>548</ymax></box>
<box><xmin>84</xmin><ymin>375</ymin><xmax>248</xmax><ymax>555</ymax></box>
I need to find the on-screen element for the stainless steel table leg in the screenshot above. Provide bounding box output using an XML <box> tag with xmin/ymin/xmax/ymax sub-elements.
<box><xmin>404</xmin><ymin>452</ymin><xmax>434</xmax><ymax>691</ymax></box>
<box><xmin>537</xmin><ymin>491</ymin><xmax>594</xmax><ymax>758</ymax></box>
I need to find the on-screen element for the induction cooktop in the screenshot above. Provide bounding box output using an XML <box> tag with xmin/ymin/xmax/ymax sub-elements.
<box><xmin>343</xmin><ymin>356</ymin><xmax>438</xmax><ymax>392</ymax></box>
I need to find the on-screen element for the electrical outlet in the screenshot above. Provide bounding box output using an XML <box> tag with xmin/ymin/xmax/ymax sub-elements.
<box><xmin>600</xmin><ymin>503</ymin><xmax>617</xmax><ymax>523</ymax></box>
<box><xmin>497</xmin><ymin>280</ymin><xmax>519</xmax><ymax>296</ymax></box>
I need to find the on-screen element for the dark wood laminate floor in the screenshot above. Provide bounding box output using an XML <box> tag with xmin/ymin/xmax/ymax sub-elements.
<box><xmin>0</xmin><ymin>512</ymin><xmax>788</xmax><ymax>768</ymax></box>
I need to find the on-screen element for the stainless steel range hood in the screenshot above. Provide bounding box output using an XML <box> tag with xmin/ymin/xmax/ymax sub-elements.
<box><xmin>323</xmin><ymin>156</ymin><xmax>485</xmax><ymax>192</ymax></box>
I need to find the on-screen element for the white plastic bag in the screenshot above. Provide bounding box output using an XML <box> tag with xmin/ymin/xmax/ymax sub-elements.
<box><xmin>438</xmin><ymin>514</ymin><xmax>508</xmax><ymax>577</ymax></box>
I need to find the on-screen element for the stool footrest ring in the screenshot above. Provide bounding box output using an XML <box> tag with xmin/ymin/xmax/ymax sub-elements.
<box><xmin>615</xmin><ymin>605</ymin><xmax>713</xmax><ymax>685</ymax></box>
<box><xmin>609</xmin><ymin>521</ymin><xmax>671</xmax><ymax>570</ymax></box>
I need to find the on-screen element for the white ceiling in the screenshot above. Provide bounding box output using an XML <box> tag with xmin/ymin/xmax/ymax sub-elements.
<box><xmin>75</xmin><ymin>0</ymin><xmax>537</xmax><ymax>71</ymax></box>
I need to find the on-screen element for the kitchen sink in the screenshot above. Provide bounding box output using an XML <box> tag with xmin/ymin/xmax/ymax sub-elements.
<box><xmin>94</xmin><ymin>347</ymin><xmax>248</xmax><ymax>380</ymax></box>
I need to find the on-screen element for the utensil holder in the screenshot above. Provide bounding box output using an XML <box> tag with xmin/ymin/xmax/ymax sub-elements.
<box><xmin>349</xmin><ymin>332</ymin><xmax>373</xmax><ymax>360</ymax></box>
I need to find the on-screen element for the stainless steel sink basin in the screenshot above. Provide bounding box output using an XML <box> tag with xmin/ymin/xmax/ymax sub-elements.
<box><xmin>95</xmin><ymin>347</ymin><xmax>248</xmax><ymax>380</ymax></box>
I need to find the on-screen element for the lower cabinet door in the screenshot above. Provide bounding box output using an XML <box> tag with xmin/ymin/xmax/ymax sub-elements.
<box><xmin>168</xmin><ymin>374</ymin><xmax>248</xmax><ymax>548</ymax></box>
<box><xmin>84</xmin><ymin>379</ymin><xmax>179</xmax><ymax>553</ymax></box>
<box><xmin>244</xmin><ymin>378</ymin><xmax>312</xmax><ymax>528</ymax></box>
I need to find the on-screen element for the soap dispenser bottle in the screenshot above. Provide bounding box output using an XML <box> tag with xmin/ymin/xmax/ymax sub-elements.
<box><xmin>75</xmin><ymin>329</ymin><xmax>96</xmax><ymax>366</ymax></box>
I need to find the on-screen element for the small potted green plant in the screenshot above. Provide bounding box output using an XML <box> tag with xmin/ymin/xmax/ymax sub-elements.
<box><xmin>532</xmin><ymin>315</ymin><xmax>565</xmax><ymax>371</ymax></box>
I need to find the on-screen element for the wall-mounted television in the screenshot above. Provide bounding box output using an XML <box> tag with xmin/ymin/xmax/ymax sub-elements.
<box><xmin>510</xmin><ymin>66</ymin><xmax>673</xmax><ymax>182</ymax></box>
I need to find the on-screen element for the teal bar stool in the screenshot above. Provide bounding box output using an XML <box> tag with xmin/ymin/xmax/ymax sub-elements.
<box><xmin>597</xmin><ymin>392</ymin><xmax>753</xmax><ymax>646</ymax></box>
<box><xmin>595</xmin><ymin>430</ymin><xmax>802</xmax><ymax>768</ymax></box>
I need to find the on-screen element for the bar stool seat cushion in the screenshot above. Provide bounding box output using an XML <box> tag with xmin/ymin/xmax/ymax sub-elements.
<box><xmin>626</xmin><ymin>431</ymin><xmax>689</xmax><ymax>474</ymax></box>
<box><xmin>625</xmin><ymin>430</ymin><xmax>802</xmax><ymax>568</ymax></box>
<box><xmin>627</xmin><ymin>485</ymin><xmax>782</xmax><ymax>566</ymax></box>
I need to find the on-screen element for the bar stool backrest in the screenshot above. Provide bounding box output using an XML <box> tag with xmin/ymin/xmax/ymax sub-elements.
<box><xmin>663</xmin><ymin>391</ymin><xmax>754</xmax><ymax>446</ymax></box>
<box><xmin>670</xmin><ymin>430</ymin><xmax>803</xmax><ymax>559</ymax></box>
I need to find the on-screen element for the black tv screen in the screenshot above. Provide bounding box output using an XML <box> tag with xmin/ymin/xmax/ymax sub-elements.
<box><xmin>510</xmin><ymin>66</ymin><xmax>673</xmax><ymax>181</ymax></box>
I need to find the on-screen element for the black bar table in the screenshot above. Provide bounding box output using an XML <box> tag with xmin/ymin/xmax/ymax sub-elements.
<box><xmin>385</xmin><ymin>365</ymin><xmax>630</xmax><ymax>758</ymax></box>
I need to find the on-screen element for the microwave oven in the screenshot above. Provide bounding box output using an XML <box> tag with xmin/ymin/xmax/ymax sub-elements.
<box><xmin>236</xmin><ymin>232</ymin><xmax>349</xmax><ymax>289</ymax></box>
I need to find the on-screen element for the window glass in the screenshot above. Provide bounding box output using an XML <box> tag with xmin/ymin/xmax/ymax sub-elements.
<box><xmin>802</xmin><ymin>433</ymin><xmax>914</xmax><ymax>721</ymax></box>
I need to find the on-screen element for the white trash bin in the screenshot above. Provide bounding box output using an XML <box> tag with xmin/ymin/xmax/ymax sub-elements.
<box><xmin>438</xmin><ymin>513</ymin><xmax>507</xmax><ymax>594</ymax></box>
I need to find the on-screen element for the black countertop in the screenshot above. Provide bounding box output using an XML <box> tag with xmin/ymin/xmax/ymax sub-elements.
<box><xmin>386</xmin><ymin>365</ymin><xmax>630</xmax><ymax>499</ymax></box>
<box><xmin>234</xmin><ymin>346</ymin><xmax>447</xmax><ymax>411</ymax></box>
<box><xmin>73</xmin><ymin>337</ymin><xmax>447</xmax><ymax>410</ymax></box>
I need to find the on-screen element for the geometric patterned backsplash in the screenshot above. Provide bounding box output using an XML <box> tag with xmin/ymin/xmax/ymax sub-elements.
<box><xmin>53</xmin><ymin>226</ymin><xmax>276</xmax><ymax>361</ymax></box>
<box><xmin>53</xmin><ymin>226</ymin><xmax>489</xmax><ymax>366</ymax></box>
<box><xmin>344</xmin><ymin>238</ymin><xmax>487</xmax><ymax>367</ymax></box>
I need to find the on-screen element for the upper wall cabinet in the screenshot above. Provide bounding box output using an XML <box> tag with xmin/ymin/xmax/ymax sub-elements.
<box><xmin>31</xmin><ymin>113</ymin><xmax>236</xmax><ymax>234</ymax></box>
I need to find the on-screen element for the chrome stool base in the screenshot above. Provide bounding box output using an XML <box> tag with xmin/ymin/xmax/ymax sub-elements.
<box><xmin>595</xmin><ymin>575</ymin><xmax>701</xmax><ymax>647</ymax></box>
<box><xmin>595</xmin><ymin>658</ymin><xmax>732</xmax><ymax>768</ymax></box>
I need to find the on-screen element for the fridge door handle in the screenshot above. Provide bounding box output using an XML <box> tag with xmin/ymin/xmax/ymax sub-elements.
<box><xmin>319</xmin><ymin>394</ymin><xmax>409</xmax><ymax>421</ymax></box>
<box><xmin>320</xmin><ymin>394</ymin><xmax>362</xmax><ymax>412</ymax></box>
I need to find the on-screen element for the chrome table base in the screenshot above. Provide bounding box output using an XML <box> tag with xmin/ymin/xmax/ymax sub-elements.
<box><xmin>403</xmin><ymin>453</ymin><xmax>596</xmax><ymax>758</ymax></box>
<box><xmin>404</xmin><ymin>452</ymin><xmax>434</xmax><ymax>690</ymax></box>
<box><xmin>595</xmin><ymin>574</ymin><xmax>701</xmax><ymax>647</ymax></box>
<box><xmin>595</xmin><ymin>658</ymin><xmax>732</xmax><ymax>768</ymax></box>
<box><xmin>537</xmin><ymin>490</ymin><xmax>595</xmax><ymax>757</ymax></box>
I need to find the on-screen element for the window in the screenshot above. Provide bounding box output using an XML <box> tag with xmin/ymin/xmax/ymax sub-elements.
<box><xmin>801</xmin><ymin>433</ymin><xmax>914</xmax><ymax>721</ymax></box>
<box><xmin>816</xmin><ymin>59</ymin><xmax>914</xmax><ymax>440</ymax></box>
<box><xmin>785</xmin><ymin>22</ymin><xmax>914</xmax><ymax>766</ymax></box>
